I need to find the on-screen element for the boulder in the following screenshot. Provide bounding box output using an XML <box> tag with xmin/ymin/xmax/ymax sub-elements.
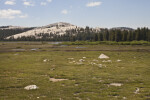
<box><xmin>24</xmin><ymin>85</ymin><xmax>39</xmax><ymax>90</ymax></box>
<box><xmin>98</xmin><ymin>54</ymin><xmax>109</xmax><ymax>59</ymax></box>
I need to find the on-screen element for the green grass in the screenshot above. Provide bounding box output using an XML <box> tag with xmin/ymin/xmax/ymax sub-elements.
<box><xmin>62</xmin><ymin>41</ymin><xmax>150</xmax><ymax>45</ymax></box>
<box><xmin>0</xmin><ymin>42</ymin><xmax>150</xmax><ymax>100</ymax></box>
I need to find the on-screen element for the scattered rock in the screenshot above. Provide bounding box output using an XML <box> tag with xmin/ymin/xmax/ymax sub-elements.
<box><xmin>49</xmin><ymin>78</ymin><xmax>68</xmax><ymax>82</ymax></box>
<box><xmin>98</xmin><ymin>54</ymin><xmax>109</xmax><ymax>59</ymax></box>
<box><xmin>24</xmin><ymin>85</ymin><xmax>39</xmax><ymax>90</ymax></box>
<box><xmin>76</xmin><ymin>62</ymin><xmax>83</xmax><ymax>65</ymax></box>
<box><xmin>99</xmin><ymin>80</ymin><xmax>103</xmax><ymax>82</ymax></box>
<box><xmin>90</xmin><ymin>62</ymin><xmax>96</xmax><ymax>65</ymax></box>
<box><xmin>98</xmin><ymin>64</ymin><xmax>103</xmax><ymax>68</ymax></box>
<box><xmin>79</xmin><ymin>59</ymin><xmax>85</xmax><ymax>62</ymax></box>
<box><xmin>134</xmin><ymin>88</ymin><xmax>140</xmax><ymax>94</ymax></box>
<box><xmin>43</xmin><ymin>59</ymin><xmax>47</xmax><ymax>62</ymax></box>
<box><xmin>43</xmin><ymin>59</ymin><xmax>49</xmax><ymax>62</ymax></box>
<box><xmin>31</xmin><ymin>48</ymin><xmax>38</xmax><ymax>51</ymax></box>
<box><xmin>68</xmin><ymin>58</ymin><xmax>74</xmax><ymax>60</ymax></box>
<box><xmin>51</xmin><ymin>68</ymin><xmax>55</xmax><ymax>70</ymax></box>
<box><xmin>90</xmin><ymin>62</ymin><xmax>104</xmax><ymax>68</ymax></box>
<box><xmin>117</xmin><ymin>59</ymin><xmax>121</xmax><ymax>61</ymax></box>
<box><xmin>110</xmin><ymin>83</ymin><xmax>122</xmax><ymax>87</ymax></box>
<box><xmin>74</xmin><ymin>93</ymin><xmax>80</xmax><ymax>96</ymax></box>
<box><xmin>83</xmin><ymin>57</ymin><xmax>86</xmax><ymax>59</ymax></box>
<box><xmin>69</xmin><ymin>61</ymin><xmax>76</xmax><ymax>64</ymax></box>
<box><xmin>75</xmin><ymin>84</ymin><xmax>79</xmax><ymax>86</ymax></box>
<box><xmin>74</xmin><ymin>59</ymin><xmax>85</xmax><ymax>65</ymax></box>
<box><xmin>41</xmin><ymin>96</ymin><xmax>46</xmax><ymax>98</ymax></box>
<box><xmin>102</xmin><ymin>60</ymin><xmax>112</xmax><ymax>63</ymax></box>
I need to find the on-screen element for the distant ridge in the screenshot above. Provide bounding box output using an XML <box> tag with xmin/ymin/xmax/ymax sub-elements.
<box><xmin>0</xmin><ymin>25</ymin><xmax>29</xmax><ymax>29</ymax></box>
<box><xmin>0</xmin><ymin>22</ymin><xmax>137</xmax><ymax>39</ymax></box>
<box><xmin>44</xmin><ymin>22</ymin><xmax>76</xmax><ymax>28</ymax></box>
<box><xmin>111</xmin><ymin>27</ymin><xmax>134</xmax><ymax>31</ymax></box>
<box><xmin>0</xmin><ymin>23</ymin><xmax>149</xmax><ymax>42</ymax></box>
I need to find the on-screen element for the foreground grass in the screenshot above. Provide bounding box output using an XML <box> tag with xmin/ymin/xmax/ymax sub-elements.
<box><xmin>0</xmin><ymin>42</ymin><xmax>150</xmax><ymax>100</ymax></box>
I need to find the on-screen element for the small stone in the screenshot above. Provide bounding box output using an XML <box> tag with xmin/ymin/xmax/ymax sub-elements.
<box><xmin>79</xmin><ymin>59</ymin><xmax>85</xmax><ymax>62</ymax></box>
<box><xmin>110</xmin><ymin>83</ymin><xmax>122</xmax><ymax>87</ymax></box>
<box><xmin>134</xmin><ymin>88</ymin><xmax>140</xmax><ymax>94</ymax></box>
<box><xmin>98</xmin><ymin>64</ymin><xmax>103</xmax><ymax>68</ymax></box>
<box><xmin>49</xmin><ymin>78</ymin><xmax>68</xmax><ymax>82</ymax></box>
<box><xmin>43</xmin><ymin>59</ymin><xmax>47</xmax><ymax>62</ymax></box>
<box><xmin>68</xmin><ymin>58</ymin><xmax>74</xmax><ymax>60</ymax></box>
<box><xmin>24</xmin><ymin>85</ymin><xmax>39</xmax><ymax>90</ymax></box>
<box><xmin>117</xmin><ymin>59</ymin><xmax>122</xmax><ymax>62</ymax></box>
<box><xmin>102</xmin><ymin>60</ymin><xmax>112</xmax><ymax>63</ymax></box>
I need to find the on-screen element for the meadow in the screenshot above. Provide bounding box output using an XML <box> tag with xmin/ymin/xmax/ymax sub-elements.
<box><xmin>0</xmin><ymin>42</ymin><xmax>150</xmax><ymax>100</ymax></box>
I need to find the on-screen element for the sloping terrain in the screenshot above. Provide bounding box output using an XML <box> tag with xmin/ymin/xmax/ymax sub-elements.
<box><xmin>6</xmin><ymin>22</ymin><xmax>78</xmax><ymax>39</ymax></box>
<box><xmin>0</xmin><ymin>26</ymin><xmax>34</xmax><ymax>40</ymax></box>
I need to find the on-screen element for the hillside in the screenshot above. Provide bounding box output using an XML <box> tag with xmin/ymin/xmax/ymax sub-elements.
<box><xmin>0</xmin><ymin>26</ymin><xmax>35</xmax><ymax>40</ymax></box>
<box><xmin>6</xmin><ymin>22</ymin><xmax>78</xmax><ymax>39</ymax></box>
<box><xmin>0</xmin><ymin>23</ymin><xmax>149</xmax><ymax>42</ymax></box>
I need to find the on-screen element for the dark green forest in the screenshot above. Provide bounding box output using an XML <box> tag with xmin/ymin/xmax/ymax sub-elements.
<box><xmin>0</xmin><ymin>27</ymin><xmax>35</xmax><ymax>40</ymax></box>
<box><xmin>0</xmin><ymin>27</ymin><xmax>150</xmax><ymax>42</ymax></box>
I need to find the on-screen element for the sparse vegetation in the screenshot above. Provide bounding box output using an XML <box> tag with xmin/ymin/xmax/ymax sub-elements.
<box><xmin>0</xmin><ymin>42</ymin><xmax>150</xmax><ymax>100</ymax></box>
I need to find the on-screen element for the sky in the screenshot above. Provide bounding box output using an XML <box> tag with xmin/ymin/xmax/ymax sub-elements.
<box><xmin>0</xmin><ymin>0</ymin><xmax>150</xmax><ymax>29</ymax></box>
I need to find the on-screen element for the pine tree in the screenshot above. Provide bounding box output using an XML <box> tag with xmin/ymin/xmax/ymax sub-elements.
<box><xmin>98</xmin><ymin>32</ymin><xmax>103</xmax><ymax>41</ymax></box>
<box><xmin>148</xmin><ymin>30</ymin><xmax>150</xmax><ymax>42</ymax></box>
<box><xmin>115</xmin><ymin>30</ymin><xmax>121</xmax><ymax>42</ymax></box>
<box><xmin>121</xmin><ymin>31</ymin><xmax>125</xmax><ymax>41</ymax></box>
<box><xmin>135</xmin><ymin>28</ymin><xmax>140</xmax><ymax>41</ymax></box>
<box><xmin>127</xmin><ymin>31</ymin><xmax>131</xmax><ymax>41</ymax></box>
<box><xmin>94</xmin><ymin>33</ymin><xmax>98</xmax><ymax>41</ymax></box>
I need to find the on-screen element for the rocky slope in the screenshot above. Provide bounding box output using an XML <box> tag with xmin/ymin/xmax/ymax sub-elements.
<box><xmin>6</xmin><ymin>22</ymin><xmax>78</xmax><ymax>39</ymax></box>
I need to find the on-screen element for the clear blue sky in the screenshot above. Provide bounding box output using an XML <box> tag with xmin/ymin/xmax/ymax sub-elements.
<box><xmin>0</xmin><ymin>0</ymin><xmax>150</xmax><ymax>28</ymax></box>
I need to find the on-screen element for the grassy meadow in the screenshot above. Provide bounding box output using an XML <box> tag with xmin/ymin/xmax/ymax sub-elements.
<box><xmin>0</xmin><ymin>42</ymin><xmax>150</xmax><ymax>100</ymax></box>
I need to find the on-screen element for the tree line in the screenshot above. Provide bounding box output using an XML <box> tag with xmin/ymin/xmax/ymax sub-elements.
<box><xmin>0</xmin><ymin>27</ymin><xmax>35</xmax><ymax>41</ymax></box>
<box><xmin>1</xmin><ymin>27</ymin><xmax>150</xmax><ymax>42</ymax></box>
